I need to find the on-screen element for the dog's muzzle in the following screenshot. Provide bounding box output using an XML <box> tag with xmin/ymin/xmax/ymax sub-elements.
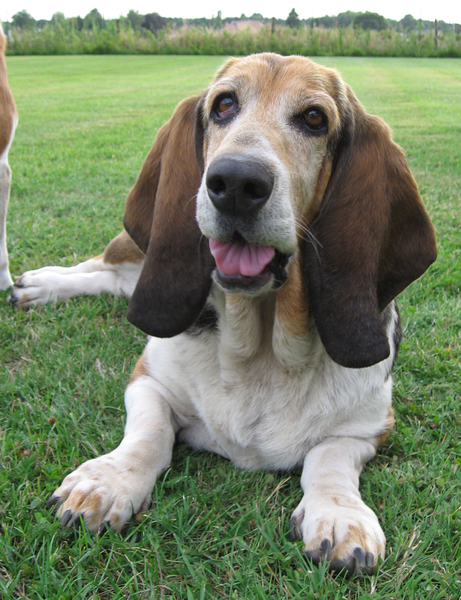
<box><xmin>205</xmin><ymin>154</ymin><xmax>289</xmax><ymax>293</ymax></box>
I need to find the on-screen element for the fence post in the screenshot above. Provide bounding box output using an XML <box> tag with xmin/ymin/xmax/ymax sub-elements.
<box><xmin>434</xmin><ymin>19</ymin><xmax>438</xmax><ymax>50</ymax></box>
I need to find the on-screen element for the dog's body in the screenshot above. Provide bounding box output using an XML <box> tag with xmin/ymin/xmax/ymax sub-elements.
<box><xmin>0</xmin><ymin>25</ymin><xmax>17</xmax><ymax>290</ymax></box>
<box><xmin>16</xmin><ymin>54</ymin><xmax>436</xmax><ymax>576</ymax></box>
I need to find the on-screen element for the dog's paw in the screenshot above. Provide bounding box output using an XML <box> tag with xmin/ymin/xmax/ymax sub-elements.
<box><xmin>289</xmin><ymin>492</ymin><xmax>385</xmax><ymax>577</ymax></box>
<box><xmin>9</xmin><ymin>271</ymin><xmax>58</xmax><ymax>306</ymax></box>
<box><xmin>49</xmin><ymin>453</ymin><xmax>154</xmax><ymax>532</ymax></box>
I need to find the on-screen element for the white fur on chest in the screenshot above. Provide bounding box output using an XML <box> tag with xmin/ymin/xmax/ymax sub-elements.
<box><xmin>143</xmin><ymin>296</ymin><xmax>394</xmax><ymax>472</ymax></box>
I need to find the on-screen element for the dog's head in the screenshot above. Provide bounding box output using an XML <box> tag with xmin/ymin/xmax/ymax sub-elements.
<box><xmin>124</xmin><ymin>54</ymin><xmax>436</xmax><ymax>368</ymax></box>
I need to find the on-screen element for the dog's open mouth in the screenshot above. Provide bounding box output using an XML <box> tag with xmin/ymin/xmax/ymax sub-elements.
<box><xmin>209</xmin><ymin>235</ymin><xmax>289</xmax><ymax>292</ymax></box>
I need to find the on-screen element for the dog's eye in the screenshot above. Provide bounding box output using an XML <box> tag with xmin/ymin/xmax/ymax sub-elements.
<box><xmin>217</xmin><ymin>96</ymin><xmax>235</xmax><ymax>117</ymax></box>
<box><xmin>212</xmin><ymin>93</ymin><xmax>238</xmax><ymax>122</ymax></box>
<box><xmin>305</xmin><ymin>109</ymin><xmax>325</xmax><ymax>128</ymax></box>
<box><xmin>297</xmin><ymin>107</ymin><xmax>328</xmax><ymax>135</ymax></box>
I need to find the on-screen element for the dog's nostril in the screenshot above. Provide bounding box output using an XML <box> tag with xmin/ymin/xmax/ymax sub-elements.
<box><xmin>244</xmin><ymin>180</ymin><xmax>269</xmax><ymax>201</ymax></box>
<box><xmin>207</xmin><ymin>175</ymin><xmax>226</xmax><ymax>197</ymax></box>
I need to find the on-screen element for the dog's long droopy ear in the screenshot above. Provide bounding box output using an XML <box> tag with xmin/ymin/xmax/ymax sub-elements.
<box><xmin>124</xmin><ymin>95</ymin><xmax>215</xmax><ymax>337</ymax></box>
<box><xmin>304</xmin><ymin>93</ymin><xmax>437</xmax><ymax>369</ymax></box>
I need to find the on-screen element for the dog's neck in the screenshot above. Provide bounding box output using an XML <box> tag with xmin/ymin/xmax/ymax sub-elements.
<box><xmin>212</xmin><ymin>257</ymin><xmax>320</xmax><ymax>369</ymax></box>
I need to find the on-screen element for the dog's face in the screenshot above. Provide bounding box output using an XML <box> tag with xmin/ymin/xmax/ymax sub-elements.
<box><xmin>196</xmin><ymin>55</ymin><xmax>343</xmax><ymax>296</ymax></box>
<box><xmin>124</xmin><ymin>53</ymin><xmax>436</xmax><ymax>369</ymax></box>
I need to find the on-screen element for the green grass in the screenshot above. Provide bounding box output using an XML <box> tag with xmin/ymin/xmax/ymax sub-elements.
<box><xmin>1</xmin><ymin>55</ymin><xmax>460</xmax><ymax>598</ymax></box>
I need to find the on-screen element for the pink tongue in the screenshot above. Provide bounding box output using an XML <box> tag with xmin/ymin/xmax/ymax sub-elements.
<box><xmin>209</xmin><ymin>238</ymin><xmax>275</xmax><ymax>277</ymax></box>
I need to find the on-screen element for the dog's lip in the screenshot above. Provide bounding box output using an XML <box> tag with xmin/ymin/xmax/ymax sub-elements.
<box><xmin>215</xmin><ymin>268</ymin><xmax>272</xmax><ymax>290</ymax></box>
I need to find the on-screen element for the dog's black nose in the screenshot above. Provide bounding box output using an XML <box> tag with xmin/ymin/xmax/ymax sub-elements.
<box><xmin>206</xmin><ymin>154</ymin><xmax>274</xmax><ymax>217</ymax></box>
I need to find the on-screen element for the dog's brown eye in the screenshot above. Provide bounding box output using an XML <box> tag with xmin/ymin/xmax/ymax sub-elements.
<box><xmin>304</xmin><ymin>108</ymin><xmax>326</xmax><ymax>130</ymax></box>
<box><xmin>295</xmin><ymin>107</ymin><xmax>328</xmax><ymax>136</ymax></box>
<box><xmin>218</xmin><ymin>96</ymin><xmax>234</xmax><ymax>116</ymax></box>
<box><xmin>213</xmin><ymin>93</ymin><xmax>238</xmax><ymax>121</ymax></box>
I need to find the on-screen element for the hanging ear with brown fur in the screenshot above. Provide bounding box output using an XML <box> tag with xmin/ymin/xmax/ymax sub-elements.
<box><xmin>124</xmin><ymin>95</ymin><xmax>215</xmax><ymax>338</ymax></box>
<box><xmin>303</xmin><ymin>93</ymin><xmax>437</xmax><ymax>369</ymax></box>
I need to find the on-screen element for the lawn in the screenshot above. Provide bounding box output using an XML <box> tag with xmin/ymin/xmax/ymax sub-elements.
<box><xmin>1</xmin><ymin>55</ymin><xmax>460</xmax><ymax>598</ymax></box>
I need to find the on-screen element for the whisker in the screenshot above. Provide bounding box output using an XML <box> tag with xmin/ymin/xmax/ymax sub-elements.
<box><xmin>185</xmin><ymin>192</ymin><xmax>199</xmax><ymax>208</ymax></box>
<box><xmin>293</xmin><ymin>216</ymin><xmax>323</xmax><ymax>261</ymax></box>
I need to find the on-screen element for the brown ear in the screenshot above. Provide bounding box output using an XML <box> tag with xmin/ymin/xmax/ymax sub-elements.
<box><xmin>124</xmin><ymin>95</ymin><xmax>215</xmax><ymax>337</ymax></box>
<box><xmin>304</xmin><ymin>96</ymin><xmax>437</xmax><ymax>369</ymax></box>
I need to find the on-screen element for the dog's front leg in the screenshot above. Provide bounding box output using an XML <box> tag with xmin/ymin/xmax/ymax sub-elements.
<box><xmin>0</xmin><ymin>157</ymin><xmax>13</xmax><ymax>289</ymax></box>
<box><xmin>290</xmin><ymin>436</ymin><xmax>385</xmax><ymax>577</ymax></box>
<box><xmin>50</xmin><ymin>376</ymin><xmax>176</xmax><ymax>532</ymax></box>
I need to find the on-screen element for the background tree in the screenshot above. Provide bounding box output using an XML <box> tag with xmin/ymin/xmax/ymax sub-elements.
<box><xmin>126</xmin><ymin>10</ymin><xmax>144</xmax><ymax>31</ymax></box>
<box><xmin>400</xmin><ymin>14</ymin><xmax>417</xmax><ymax>31</ymax></box>
<box><xmin>142</xmin><ymin>13</ymin><xmax>167</xmax><ymax>33</ymax></box>
<box><xmin>354</xmin><ymin>12</ymin><xmax>387</xmax><ymax>31</ymax></box>
<box><xmin>286</xmin><ymin>8</ymin><xmax>300</xmax><ymax>29</ymax></box>
<box><xmin>12</xmin><ymin>10</ymin><xmax>36</xmax><ymax>29</ymax></box>
<box><xmin>51</xmin><ymin>12</ymin><xmax>66</xmax><ymax>27</ymax></box>
<box><xmin>336</xmin><ymin>11</ymin><xmax>357</xmax><ymax>28</ymax></box>
<box><xmin>69</xmin><ymin>16</ymin><xmax>84</xmax><ymax>30</ymax></box>
<box><xmin>317</xmin><ymin>15</ymin><xmax>335</xmax><ymax>28</ymax></box>
<box><xmin>212</xmin><ymin>10</ymin><xmax>223</xmax><ymax>29</ymax></box>
<box><xmin>83</xmin><ymin>8</ymin><xmax>104</xmax><ymax>30</ymax></box>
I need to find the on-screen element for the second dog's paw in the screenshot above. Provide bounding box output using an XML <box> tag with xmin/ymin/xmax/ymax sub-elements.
<box><xmin>9</xmin><ymin>272</ymin><xmax>57</xmax><ymax>306</ymax></box>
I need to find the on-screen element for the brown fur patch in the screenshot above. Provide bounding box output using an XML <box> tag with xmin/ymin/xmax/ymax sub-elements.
<box><xmin>303</xmin><ymin>157</ymin><xmax>333</xmax><ymax>227</ymax></box>
<box><xmin>374</xmin><ymin>407</ymin><xmax>395</xmax><ymax>450</ymax></box>
<box><xmin>332</xmin><ymin>524</ymin><xmax>373</xmax><ymax>558</ymax></box>
<box><xmin>67</xmin><ymin>489</ymin><xmax>102</xmax><ymax>512</ymax></box>
<box><xmin>103</xmin><ymin>230</ymin><xmax>144</xmax><ymax>265</ymax></box>
<box><xmin>276</xmin><ymin>258</ymin><xmax>309</xmax><ymax>340</ymax></box>
<box><xmin>313</xmin><ymin>519</ymin><xmax>330</xmax><ymax>540</ymax></box>
<box><xmin>129</xmin><ymin>354</ymin><xmax>149</xmax><ymax>383</ymax></box>
<box><xmin>0</xmin><ymin>31</ymin><xmax>17</xmax><ymax>156</ymax></box>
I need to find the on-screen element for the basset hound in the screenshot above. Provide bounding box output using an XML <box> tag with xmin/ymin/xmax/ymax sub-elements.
<box><xmin>0</xmin><ymin>25</ymin><xmax>17</xmax><ymax>290</ymax></box>
<box><xmin>21</xmin><ymin>54</ymin><xmax>437</xmax><ymax>576</ymax></box>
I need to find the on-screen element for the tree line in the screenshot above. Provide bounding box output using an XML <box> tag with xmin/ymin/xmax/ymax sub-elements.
<box><xmin>7</xmin><ymin>8</ymin><xmax>459</xmax><ymax>35</ymax></box>
<box><xmin>5</xmin><ymin>8</ymin><xmax>460</xmax><ymax>58</ymax></box>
